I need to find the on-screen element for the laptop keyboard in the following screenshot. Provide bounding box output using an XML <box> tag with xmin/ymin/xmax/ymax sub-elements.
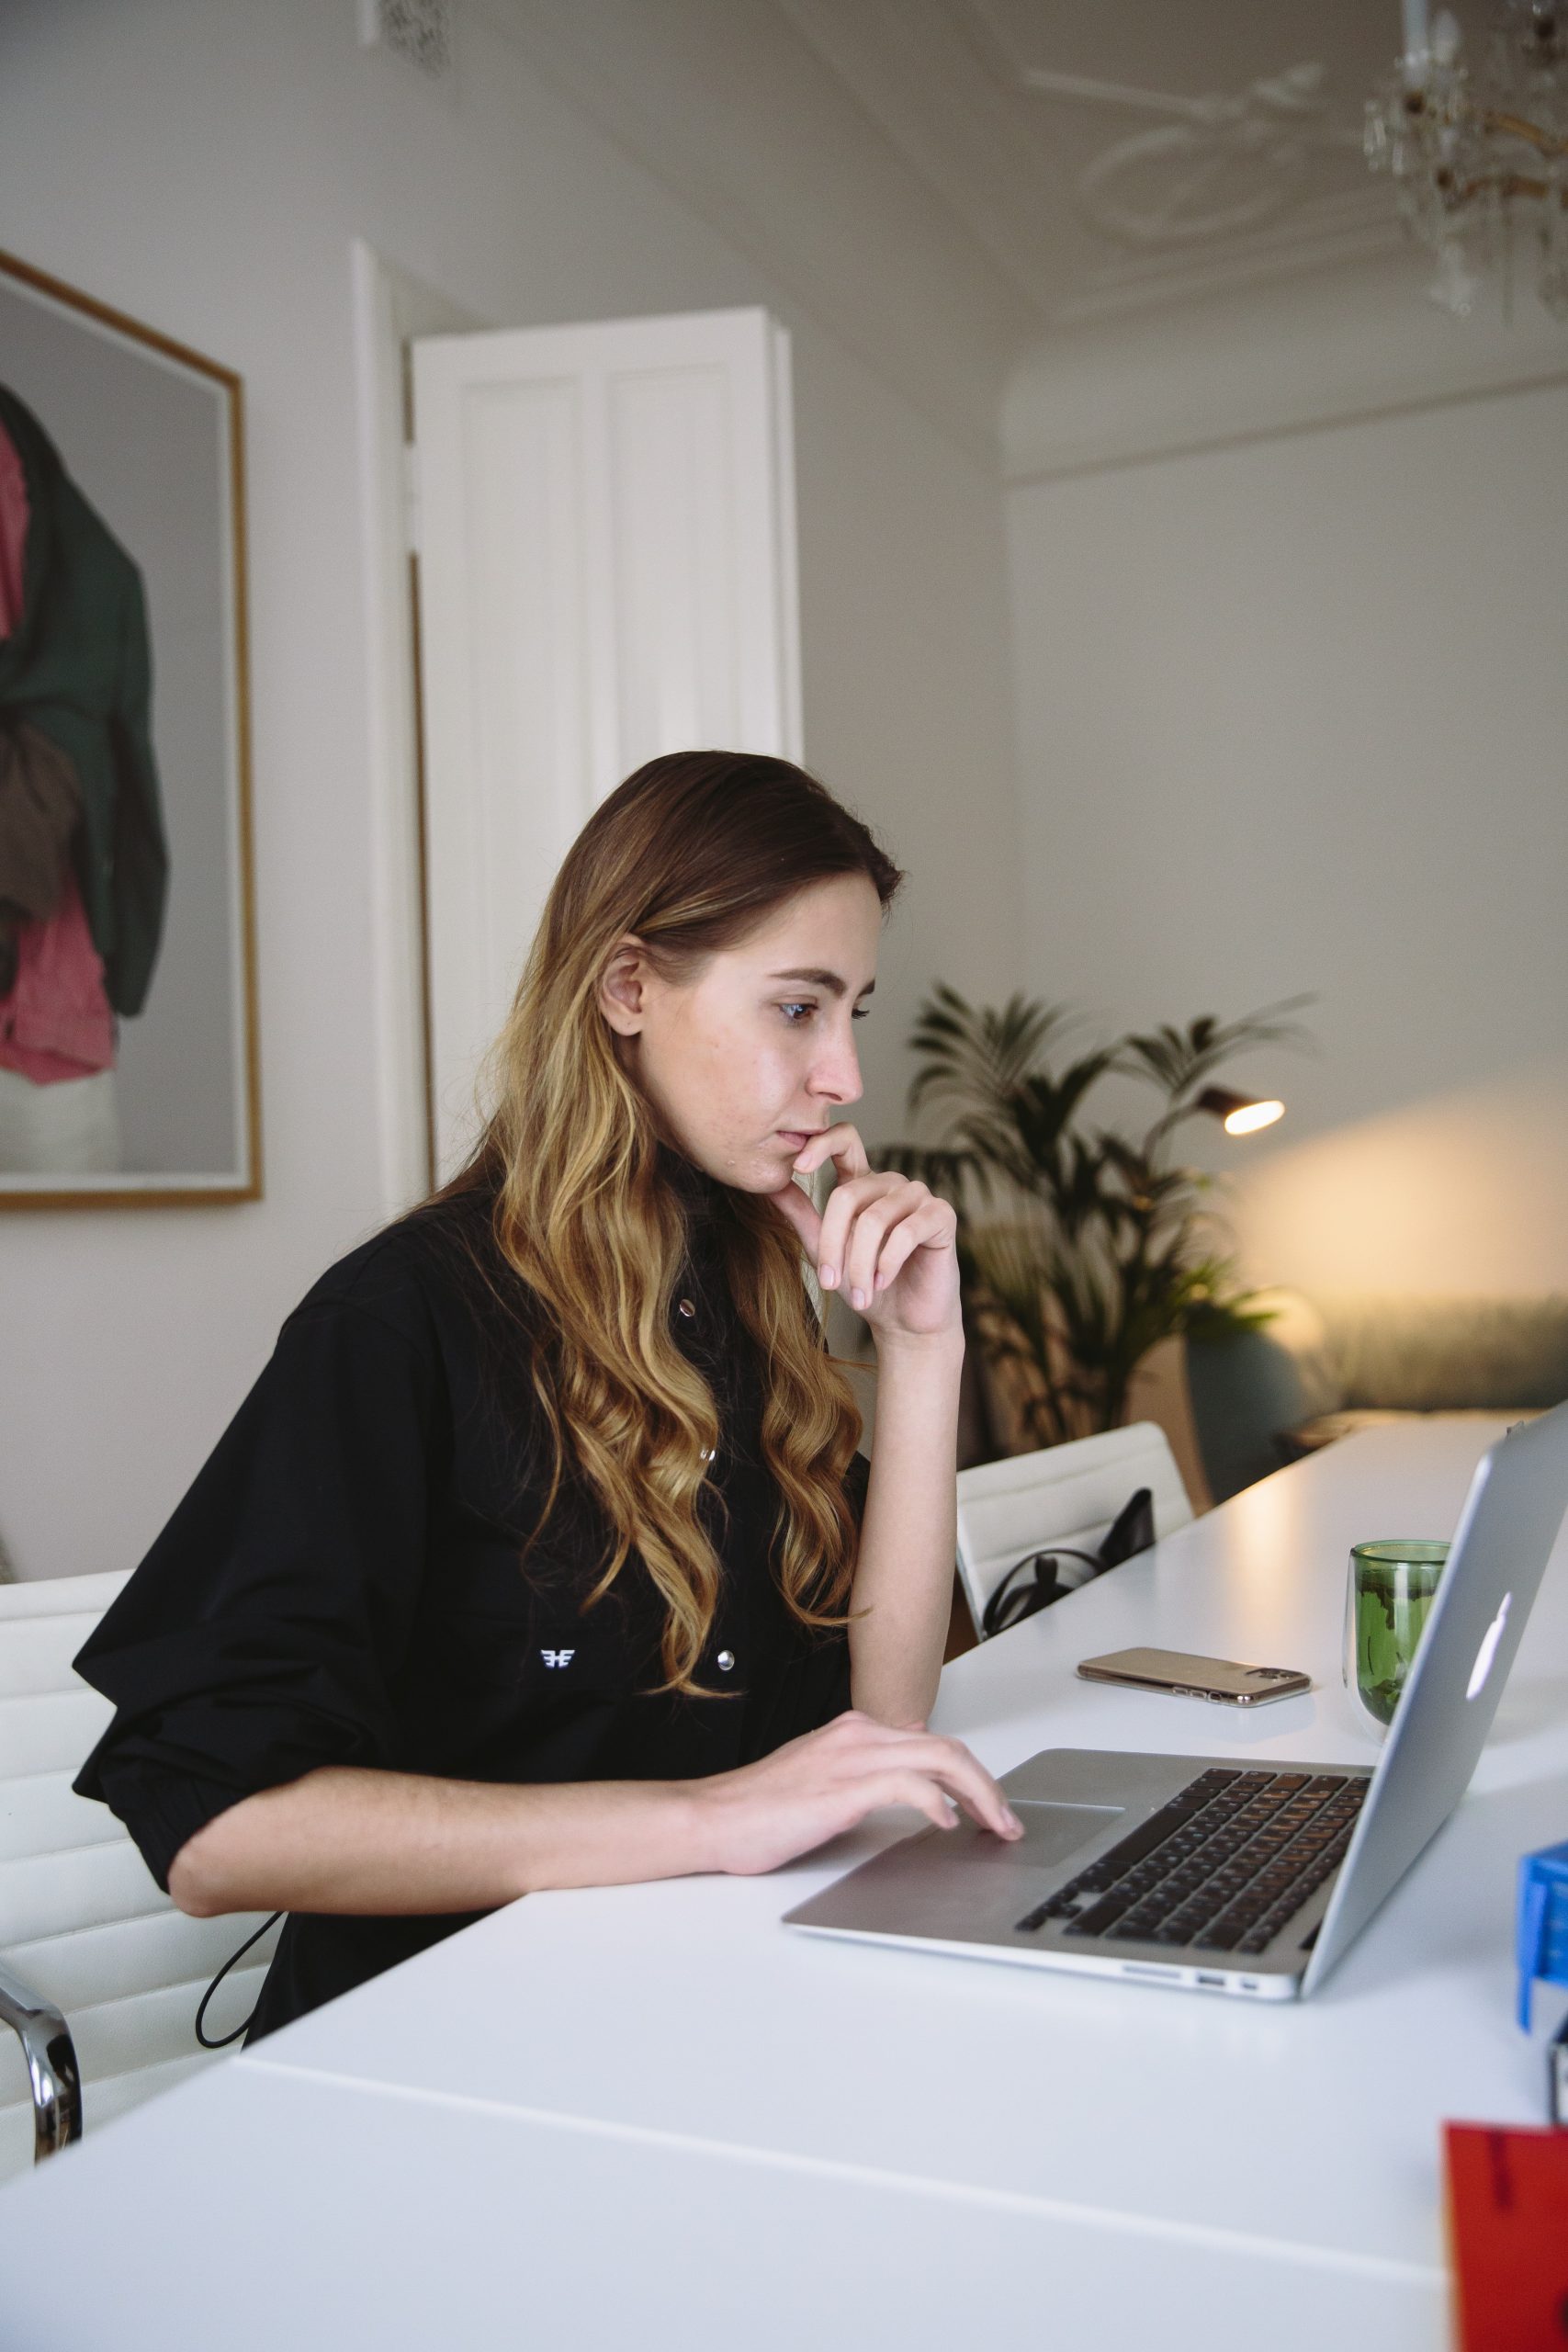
<box><xmin>1014</xmin><ymin>1767</ymin><xmax>1368</xmax><ymax>1956</ymax></box>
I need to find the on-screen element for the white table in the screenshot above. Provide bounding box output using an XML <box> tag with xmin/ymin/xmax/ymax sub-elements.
<box><xmin>4</xmin><ymin>1420</ymin><xmax>1564</xmax><ymax>2351</ymax></box>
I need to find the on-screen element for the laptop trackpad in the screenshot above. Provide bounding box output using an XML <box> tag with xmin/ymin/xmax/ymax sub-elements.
<box><xmin>976</xmin><ymin>1800</ymin><xmax>1122</xmax><ymax>1870</ymax></box>
<box><xmin>783</xmin><ymin>1799</ymin><xmax>1126</xmax><ymax>1938</ymax></box>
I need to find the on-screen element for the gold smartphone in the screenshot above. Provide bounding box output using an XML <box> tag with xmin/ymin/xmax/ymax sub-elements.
<box><xmin>1077</xmin><ymin>1647</ymin><xmax>1312</xmax><ymax>1705</ymax></box>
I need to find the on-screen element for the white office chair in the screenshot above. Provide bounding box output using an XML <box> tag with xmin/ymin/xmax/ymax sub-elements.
<box><xmin>0</xmin><ymin>1570</ymin><xmax>281</xmax><ymax>2179</ymax></box>
<box><xmin>956</xmin><ymin>1421</ymin><xmax>1194</xmax><ymax>1640</ymax></box>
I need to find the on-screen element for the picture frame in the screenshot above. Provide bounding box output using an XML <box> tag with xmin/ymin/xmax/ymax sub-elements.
<box><xmin>0</xmin><ymin>246</ymin><xmax>259</xmax><ymax>1205</ymax></box>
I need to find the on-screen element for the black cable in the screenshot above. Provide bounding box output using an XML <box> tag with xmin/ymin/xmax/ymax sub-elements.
<box><xmin>194</xmin><ymin>1912</ymin><xmax>283</xmax><ymax>2050</ymax></box>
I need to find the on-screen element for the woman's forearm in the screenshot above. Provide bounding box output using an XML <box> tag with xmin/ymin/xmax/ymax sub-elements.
<box><xmin>167</xmin><ymin>1764</ymin><xmax>711</xmax><ymax>1918</ymax></box>
<box><xmin>167</xmin><ymin>1699</ymin><xmax>1023</xmax><ymax>1918</ymax></box>
<box><xmin>847</xmin><ymin>1327</ymin><xmax>964</xmax><ymax>1725</ymax></box>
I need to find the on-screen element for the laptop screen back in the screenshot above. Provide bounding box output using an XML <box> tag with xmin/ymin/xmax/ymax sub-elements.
<box><xmin>1303</xmin><ymin>1403</ymin><xmax>1568</xmax><ymax>1995</ymax></box>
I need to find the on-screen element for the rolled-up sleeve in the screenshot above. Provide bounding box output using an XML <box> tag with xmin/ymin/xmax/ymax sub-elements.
<box><xmin>73</xmin><ymin>1295</ymin><xmax>442</xmax><ymax>1891</ymax></box>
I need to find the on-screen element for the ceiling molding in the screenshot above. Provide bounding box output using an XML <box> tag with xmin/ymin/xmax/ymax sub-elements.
<box><xmin>1002</xmin><ymin>256</ymin><xmax>1568</xmax><ymax>485</ymax></box>
<box><xmin>1054</xmin><ymin>195</ymin><xmax>1406</xmax><ymax>328</ymax></box>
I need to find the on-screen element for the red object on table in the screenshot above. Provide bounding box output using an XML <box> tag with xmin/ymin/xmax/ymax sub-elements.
<box><xmin>1444</xmin><ymin>2121</ymin><xmax>1568</xmax><ymax>2350</ymax></box>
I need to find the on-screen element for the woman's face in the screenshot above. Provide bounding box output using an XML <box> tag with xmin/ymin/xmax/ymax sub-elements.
<box><xmin>598</xmin><ymin>873</ymin><xmax>883</xmax><ymax>1193</ymax></box>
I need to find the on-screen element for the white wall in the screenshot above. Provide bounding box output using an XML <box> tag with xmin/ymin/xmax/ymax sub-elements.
<box><xmin>0</xmin><ymin>0</ymin><xmax>1021</xmax><ymax>1577</ymax></box>
<box><xmin>1005</xmin><ymin>316</ymin><xmax>1568</xmax><ymax>1299</ymax></box>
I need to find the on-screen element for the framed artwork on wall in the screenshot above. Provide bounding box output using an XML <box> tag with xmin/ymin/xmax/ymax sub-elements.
<box><xmin>0</xmin><ymin>246</ymin><xmax>259</xmax><ymax>1205</ymax></box>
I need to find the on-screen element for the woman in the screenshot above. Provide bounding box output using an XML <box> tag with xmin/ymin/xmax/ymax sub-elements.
<box><xmin>73</xmin><ymin>751</ymin><xmax>1021</xmax><ymax>2042</ymax></box>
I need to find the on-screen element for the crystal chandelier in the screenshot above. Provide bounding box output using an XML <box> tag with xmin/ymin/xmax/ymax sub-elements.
<box><xmin>1365</xmin><ymin>0</ymin><xmax>1568</xmax><ymax>316</ymax></box>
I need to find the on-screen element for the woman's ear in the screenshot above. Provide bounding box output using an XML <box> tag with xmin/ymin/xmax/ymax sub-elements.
<box><xmin>598</xmin><ymin>935</ymin><xmax>650</xmax><ymax>1035</ymax></box>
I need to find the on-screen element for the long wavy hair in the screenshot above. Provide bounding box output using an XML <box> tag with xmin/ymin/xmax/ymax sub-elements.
<box><xmin>441</xmin><ymin>751</ymin><xmax>903</xmax><ymax>1694</ymax></box>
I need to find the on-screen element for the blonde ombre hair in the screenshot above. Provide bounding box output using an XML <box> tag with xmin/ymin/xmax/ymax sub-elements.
<box><xmin>442</xmin><ymin>752</ymin><xmax>903</xmax><ymax>1695</ymax></box>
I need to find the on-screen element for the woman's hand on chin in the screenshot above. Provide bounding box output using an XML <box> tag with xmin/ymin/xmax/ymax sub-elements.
<box><xmin>769</xmin><ymin>1122</ymin><xmax>961</xmax><ymax>1348</ymax></box>
<box><xmin>692</xmin><ymin>1710</ymin><xmax>1022</xmax><ymax>1876</ymax></box>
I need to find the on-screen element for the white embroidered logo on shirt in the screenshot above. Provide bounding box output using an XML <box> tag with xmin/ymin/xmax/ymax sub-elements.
<box><xmin>540</xmin><ymin>1648</ymin><xmax>576</xmax><ymax>1668</ymax></box>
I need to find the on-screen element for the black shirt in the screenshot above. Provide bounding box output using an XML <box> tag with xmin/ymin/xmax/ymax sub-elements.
<box><xmin>73</xmin><ymin>1159</ymin><xmax>863</xmax><ymax>2041</ymax></box>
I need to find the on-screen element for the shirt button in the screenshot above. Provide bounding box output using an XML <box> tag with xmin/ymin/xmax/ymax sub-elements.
<box><xmin>716</xmin><ymin>1650</ymin><xmax>736</xmax><ymax>1672</ymax></box>
<box><xmin>677</xmin><ymin>1298</ymin><xmax>696</xmax><ymax>1319</ymax></box>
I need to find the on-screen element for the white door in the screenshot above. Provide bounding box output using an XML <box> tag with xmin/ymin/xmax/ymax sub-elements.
<box><xmin>411</xmin><ymin>307</ymin><xmax>801</xmax><ymax>1178</ymax></box>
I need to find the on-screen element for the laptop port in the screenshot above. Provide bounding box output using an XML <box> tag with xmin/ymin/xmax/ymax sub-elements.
<box><xmin>1195</xmin><ymin>1973</ymin><xmax>1225</xmax><ymax>1988</ymax></box>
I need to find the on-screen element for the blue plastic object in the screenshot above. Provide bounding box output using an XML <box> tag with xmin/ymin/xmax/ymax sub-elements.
<box><xmin>1517</xmin><ymin>1838</ymin><xmax>1568</xmax><ymax>2030</ymax></box>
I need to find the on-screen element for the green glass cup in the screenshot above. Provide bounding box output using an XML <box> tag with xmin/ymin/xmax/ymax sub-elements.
<box><xmin>1342</xmin><ymin>1539</ymin><xmax>1450</xmax><ymax>1736</ymax></box>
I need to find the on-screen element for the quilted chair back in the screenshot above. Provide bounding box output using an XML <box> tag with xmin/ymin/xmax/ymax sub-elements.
<box><xmin>0</xmin><ymin>1571</ymin><xmax>280</xmax><ymax>2179</ymax></box>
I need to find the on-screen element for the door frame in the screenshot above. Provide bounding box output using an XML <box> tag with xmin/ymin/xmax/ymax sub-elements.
<box><xmin>350</xmin><ymin>238</ymin><xmax>482</xmax><ymax>1216</ymax></box>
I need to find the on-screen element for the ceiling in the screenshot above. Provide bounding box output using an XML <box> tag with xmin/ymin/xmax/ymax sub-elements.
<box><xmin>482</xmin><ymin>0</ymin><xmax>1462</xmax><ymax>459</ymax></box>
<box><xmin>772</xmin><ymin>0</ymin><xmax>1416</xmax><ymax>325</ymax></box>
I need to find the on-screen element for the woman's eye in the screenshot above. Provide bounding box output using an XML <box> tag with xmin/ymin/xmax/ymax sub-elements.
<box><xmin>779</xmin><ymin>1001</ymin><xmax>815</xmax><ymax>1023</ymax></box>
<box><xmin>851</xmin><ymin>1005</ymin><xmax>870</xmax><ymax>1022</ymax></box>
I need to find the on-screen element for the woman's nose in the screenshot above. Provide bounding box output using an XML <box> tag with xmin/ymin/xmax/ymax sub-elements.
<box><xmin>809</xmin><ymin>1026</ymin><xmax>862</xmax><ymax>1106</ymax></box>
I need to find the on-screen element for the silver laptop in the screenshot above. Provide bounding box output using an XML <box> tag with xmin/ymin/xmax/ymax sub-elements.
<box><xmin>784</xmin><ymin>1402</ymin><xmax>1568</xmax><ymax>2000</ymax></box>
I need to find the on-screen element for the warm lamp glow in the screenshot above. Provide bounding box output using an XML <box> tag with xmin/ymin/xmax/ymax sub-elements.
<box><xmin>1224</xmin><ymin>1098</ymin><xmax>1285</xmax><ymax>1136</ymax></box>
<box><xmin>1196</xmin><ymin>1086</ymin><xmax>1286</xmax><ymax>1138</ymax></box>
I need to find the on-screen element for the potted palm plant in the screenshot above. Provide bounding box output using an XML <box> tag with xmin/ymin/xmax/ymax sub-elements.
<box><xmin>883</xmin><ymin>987</ymin><xmax>1308</xmax><ymax>1450</ymax></box>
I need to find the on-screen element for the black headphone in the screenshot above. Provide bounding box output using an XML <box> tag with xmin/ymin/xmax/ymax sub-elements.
<box><xmin>978</xmin><ymin>1485</ymin><xmax>1156</xmax><ymax>1640</ymax></box>
<box><xmin>981</xmin><ymin>1546</ymin><xmax>1106</xmax><ymax>1636</ymax></box>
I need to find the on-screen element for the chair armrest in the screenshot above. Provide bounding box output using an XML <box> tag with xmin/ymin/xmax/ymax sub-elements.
<box><xmin>0</xmin><ymin>1959</ymin><xmax>83</xmax><ymax>2162</ymax></box>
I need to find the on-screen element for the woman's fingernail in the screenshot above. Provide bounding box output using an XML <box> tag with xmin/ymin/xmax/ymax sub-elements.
<box><xmin>850</xmin><ymin>1287</ymin><xmax>866</xmax><ymax>1310</ymax></box>
<box><xmin>1005</xmin><ymin>1810</ymin><xmax>1024</xmax><ymax>1833</ymax></box>
<box><xmin>819</xmin><ymin>1265</ymin><xmax>837</xmax><ymax>1288</ymax></box>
